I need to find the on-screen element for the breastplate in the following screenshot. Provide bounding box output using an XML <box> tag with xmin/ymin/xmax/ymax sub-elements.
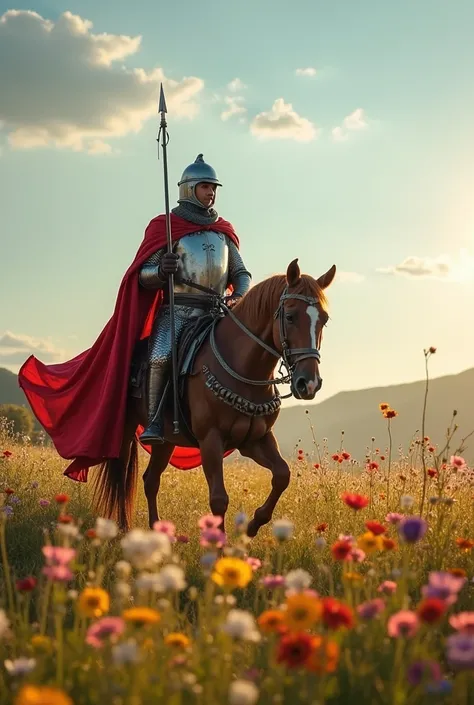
<box><xmin>173</xmin><ymin>231</ymin><xmax>229</xmax><ymax>295</ymax></box>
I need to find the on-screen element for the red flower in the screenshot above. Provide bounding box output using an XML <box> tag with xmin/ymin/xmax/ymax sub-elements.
<box><xmin>2</xmin><ymin>450</ymin><xmax>13</xmax><ymax>458</ymax></box>
<box><xmin>331</xmin><ymin>540</ymin><xmax>352</xmax><ymax>561</ymax></box>
<box><xmin>321</xmin><ymin>598</ymin><xmax>354</xmax><ymax>630</ymax></box>
<box><xmin>427</xmin><ymin>468</ymin><xmax>437</xmax><ymax>478</ymax></box>
<box><xmin>380</xmin><ymin>455</ymin><xmax>385</xmax><ymax>461</ymax></box>
<box><xmin>331</xmin><ymin>454</ymin><xmax>340</xmax><ymax>462</ymax></box>
<box><xmin>276</xmin><ymin>632</ymin><xmax>314</xmax><ymax>668</ymax></box>
<box><xmin>54</xmin><ymin>494</ymin><xmax>69</xmax><ymax>505</ymax></box>
<box><xmin>428</xmin><ymin>446</ymin><xmax>435</xmax><ymax>453</ymax></box>
<box><xmin>341</xmin><ymin>452</ymin><xmax>351</xmax><ymax>460</ymax></box>
<box><xmin>58</xmin><ymin>514</ymin><xmax>74</xmax><ymax>524</ymax></box>
<box><xmin>367</xmin><ymin>461</ymin><xmax>379</xmax><ymax>472</ymax></box>
<box><xmin>382</xmin><ymin>537</ymin><xmax>397</xmax><ymax>551</ymax></box>
<box><xmin>341</xmin><ymin>493</ymin><xmax>369</xmax><ymax>511</ymax></box>
<box><xmin>365</xmin><ymin>520</ymin><xmax>387</xmax><ymax>536</ymax></box>
<box><xmin>417</xmin><ymin>598</ymin><xmax>446</xmax><ymax>624</ymax></box>
<box><xmin>85</xmin><ymin>529</ymin><xmax>97</xmax><ymax>539</ymax></box>
<box><xmin>16</xmin><ymin>577</ymin><xmax>37</xmax><ymax>592</ymax></box>
<box><xmin>316</xmin><ymin>523</ymin><xmax>328</xmax><ymax>533</ymax></box>
<box><xmin>313</xmin><ymin>463</ymin><xmax>320</xmax><ymax>469</ymax></box>
<box><xmin>4</xmin><ymin>488</ymin><xmax>14</xmax><ymax>496</ymax></box>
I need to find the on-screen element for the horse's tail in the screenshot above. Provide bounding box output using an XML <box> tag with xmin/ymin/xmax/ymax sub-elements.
<box><xmin>92</xmin><ymin>428</ymin><xmax>139</xmax><ymax>532</ymax></box>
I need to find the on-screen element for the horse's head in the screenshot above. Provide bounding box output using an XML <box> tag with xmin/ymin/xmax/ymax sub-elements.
<box><xmin>274</xmin><ymin>258</ymin><xmax>336</xmax><ymax>400</ymax></box>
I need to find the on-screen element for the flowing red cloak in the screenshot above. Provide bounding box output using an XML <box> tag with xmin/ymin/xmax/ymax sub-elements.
<box><xmin>18</xmin><ymin>214</ymin><xmax>239</xmax><ymax>482</ymax></box>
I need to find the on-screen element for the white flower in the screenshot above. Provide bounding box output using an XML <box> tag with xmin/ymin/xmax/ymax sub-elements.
<box><xmin>222</xmin><ymin>609</ymin><xmax>261</xmax><ymax>643</ymax></box>
<box><xmin>112</xmin><ymin>640</ymin><xmax>140</xmax><ymax>665</ymax></box>
<box><xmin>95</xmin><ymin>518</ymin><xmax>118</xmax><ymax>540</ymax></box>
<box><xmin>115</xmin><ymin>560</ymin><xmax>132</xmax><ymax>579</ymax></box>
<box><xmin>0</xmin><ymin>609</ymin><xmax>11</xmax><ymax>640</ymax></box>
<box><xmin>56</xmin><ymin>523</ymin><xmax>80</xmax><ymax>539</ymax></box>
<box><xmin>229</xmin><ymin>679</ymin><xmax>259</xmax><ymax>705</ymax></box>
<box><xmin>272</xmin><ymin>518</ymin><xmax>294</xmax><ymax>541</ymax></box>
<box><xmin>401</xmin><ymin>495</ymin><xmax>414</xmax><ymax>510</ymax></box>
<box><xmin>285</xmin><ymin>568</ymin><xmax>312</xmax><ymax>591</ymax></box>
<box><xmin>135</xmin><ymin>573</ymin><xmax>163</xmax><ymax>591</ymax></box>
<box><xmin>4</xmin><ymin>657</ymin><xmax>36</xmax><ymax>676</ymax></box>
<box><xmin>115</xmin><ymin>581</ymin><xmax>131</xmax><ymax>599</ymax></box>
<box><xmin>121</xmin><ymin>529</ymin><xmax>171</xmax><ymax>570</ymax></box>
<box><xmin>156</xmin><ymin>564</ymin><xmax>187</xmax><ymax>592</ymax></box>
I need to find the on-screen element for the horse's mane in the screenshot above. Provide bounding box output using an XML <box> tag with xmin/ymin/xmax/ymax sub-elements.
<box><xmin>233</xmin><ymin>274</ymin><xmax>328</xmax><ymax>329</ymax></box>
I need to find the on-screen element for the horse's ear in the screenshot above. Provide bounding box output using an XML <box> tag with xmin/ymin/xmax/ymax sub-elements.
<box><xmin>316</xmin><ymin>264</ymin><xmax>337</xmax><ymax>290</ymax></box>
<box><xmin>286</xmin><ymin>259</ymin><xmax>301</xmax><ymax>287</ymax></box>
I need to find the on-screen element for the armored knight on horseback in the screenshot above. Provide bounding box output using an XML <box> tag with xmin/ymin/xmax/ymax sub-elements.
<box><xmin>138</xmin><ymin>154</ymin><xmax>252</xmax><ymax>444</ymax></box>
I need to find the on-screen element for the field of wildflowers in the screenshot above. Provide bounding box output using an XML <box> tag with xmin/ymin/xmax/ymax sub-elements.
<box><xmin>1</xmin><ymin>351</ymin><xmax>474</xmax><ymax>704</ymax></box>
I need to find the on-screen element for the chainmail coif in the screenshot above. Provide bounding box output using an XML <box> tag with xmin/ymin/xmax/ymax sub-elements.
<box><xmin>171</xmin><ymin>201</ymin><xmax>219</xmax><ymax>226</ymax></box>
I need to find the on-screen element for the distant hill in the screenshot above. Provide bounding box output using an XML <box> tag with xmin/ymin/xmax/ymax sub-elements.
<box><xmin>1</xmin><ymin>366</ymin><xmax>473</xmax><ymax>462</ymax></box>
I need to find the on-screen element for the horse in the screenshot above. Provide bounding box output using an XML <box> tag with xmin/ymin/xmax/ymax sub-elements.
<box><xmin>92</xmin><ymin>258</ymin><xmax>336</xmax><ymax>537</ymax></box>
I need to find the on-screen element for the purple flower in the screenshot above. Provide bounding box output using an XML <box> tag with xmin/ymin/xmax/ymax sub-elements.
<box><xmin>446</xmin><ymin>633</ymin><xmax>474</xmax><ymax>669</ymax></box>
<box><xmin>1</xmin><ymin>506</ymin><xmax>13</xmax><ymax>517</ymax></box>
<box><xmin>357</xmin><ymin>598</ymin><xmax>385</xmax><ymax>620</ymax></box>
<box><xmin>261</xmin><ymin>575</ymin><xmax>285</xmax><ymax>589</ymax></box>
<box><xmin>407</xmin><ymin>660</ymin><xmax>442</xmax><ymax>686</ymax></box>
<box><xmin>200</xmin><ymin>528</ymin><xmax>226</xmax><ymax>548</ymax></box>
<box><xmin>422</xmin><ymin>571</ymin><xmax>466</xmax><ymax>606</ymax></box>
<box><xmin>398</xmin><ymin>516</ymin><xmax>427</xmax><ymax>543</ymax></box>
<box><xmin>39</xmin><ymin>499</ymin><xmax>50</xmax><ymax>508</ymax></box>
<box><xmin>425</xmin><ymin>679</ymin><xmax>452</xmax><ymax>695</ymax></box>
<box><xmin>10</xmin><ymin>496</ymin><xmax>20</xmax><ymax>504</ymax></box>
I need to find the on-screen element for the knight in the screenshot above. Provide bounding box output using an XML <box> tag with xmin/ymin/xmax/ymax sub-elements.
<box><xmin>138</xmin><ymin>154</ymin><xmax>252</xmax><ymax>444</ymax></box>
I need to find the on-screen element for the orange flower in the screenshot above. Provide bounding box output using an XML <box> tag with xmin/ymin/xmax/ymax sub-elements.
<box><xmin>383</xmin><ymin>409</ymin><xmax>398</xmax><ymax>419</ymax></box>
<box><xmin>447</xmin><ymin>568</ymin><xmax>467</xmax><ymax>578</ymax></box>
<box><xmin>58</xmin><ymin>514</ymin><xmax>74</xmax><ymax>524</ymax></box>
<box><xmin>379</xmin><ymin>403</ymin><xmax>390</xmax><ymax>411</ymax></box>
<box><xmin>257</xmin><ymin>610</ymin><xmax>287</xmax><ymax>634</ymax></box>
<box><xmin>305</xmin><ymin>635</ymin><xmax>340</xmax><ymax>673</ymax></box>
<box><xmin>55</xmin><ymin>494</ymin><xmax>69</xmax><ymax>505</ymax></box>
<box><xmin>456</xmin><ymin>538</ymin><xmax>474</xmax><ymax>551</ymax></box>
<box><xmin>382</xmin><ymin>537</ymin><xmax>398</xmax><ymax>551</ymax></box>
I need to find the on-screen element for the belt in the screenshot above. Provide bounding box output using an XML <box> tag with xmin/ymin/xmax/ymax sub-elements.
<box><xmin>162</xmin><ymin>292</ymin><xmax>218</xmax><ymax>308</ymax></box>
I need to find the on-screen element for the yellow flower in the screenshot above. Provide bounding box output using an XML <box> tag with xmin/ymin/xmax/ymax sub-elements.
<box><xmin>30</xmin><ymin>635</ymin><xmax>53</xmax><ymax>654</ymax></box>
<box><xmin>211</xmin><ymin>557</ymin><xmax>253</xmax><ymax>589</ymax></box>
<box><xmin>284</xmin><ymin>593</ymin><xmax>322</xmax><ymax>631</ymax></box>
<box><xmin>356</xmin><ymin>532</ymin><xmax>383</xmax><ymax>555</ymax></box>
<box><xmin>122</xmin><ymin>607</ymin><xmax>161</xmax><ymax>626</ymax></box>
<box><xmin>14</xmin><ymin>685</ymin><xmax>73</xmax><ymax>705</ymax></box>
<box><xmin>77</xmin><ymin>587</ymin><xmax>110</xmax><ymax>618</ymax></box>
<box><xmin>164</xmin><ymin>632</ymin><xmax>191</xmax><ymax>649</ymax></box>
<box><xmin>343</xmin><ymin>572</ymin><xmax>364</xmax><ymax>586</ymax></box>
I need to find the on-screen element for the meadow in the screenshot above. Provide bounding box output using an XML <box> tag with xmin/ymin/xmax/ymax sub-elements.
<box><xmin>1</xmin><ymin>352</ymin><xmax>474</xmax><ymax>704</ymax></box>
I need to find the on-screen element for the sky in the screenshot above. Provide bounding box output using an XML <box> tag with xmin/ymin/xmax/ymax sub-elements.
<box><xmin>1</xmin><ymin>0</ymin><xmax>474</xmax><ymax>406</ymax></box>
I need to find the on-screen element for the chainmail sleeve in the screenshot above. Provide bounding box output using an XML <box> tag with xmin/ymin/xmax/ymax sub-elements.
<box><xmin>227</xmin><ymin>238</ymin><xmax>252</xmax><ymax>298</ymax></box>
<box><xmin>138</xmin><ymin>248</ymin><xmax>167</xmax><ymax>290</ymax></box>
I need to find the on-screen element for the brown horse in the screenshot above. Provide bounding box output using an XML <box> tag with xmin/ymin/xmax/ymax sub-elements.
<box><xmin>93</xmin><ymin>258</ymin><xmax>336</xmax><ymax>537</ymax></box>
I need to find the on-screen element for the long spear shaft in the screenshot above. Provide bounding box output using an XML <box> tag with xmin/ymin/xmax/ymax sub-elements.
<box><xmin>158</xmin><ymin>83</ymin><xmax>179</xmax><ymax>434</ymax></box>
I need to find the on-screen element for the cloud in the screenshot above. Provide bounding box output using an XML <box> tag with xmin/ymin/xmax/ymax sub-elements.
<box><xmin>332</xmin><ymin>108</ymin><xmax>368</xmax><ymax>142</ymax></box>
<box><xmin>295</xmin><ymin>67</ymin><xmax>317</xmax><ymax>77</ymax></box>
<box><xmin>250</xmin><ymin>98</ymin><xmax>318</xmax><ymax>142</ymax></box>
<box><xmin>227</xmin><ymin>77</ymin><xmax>246</xmax><ymax>92</ymax></box>
<box><xmin>377</xmin><ymin>250</ymin><xmax>474</xmax><ymax>282</ymax></box>
<box><xmin>336</xmin><ymin>271</ymin><xmax>365</xmax><ymax>284</ymax></box>
<box><xmin>221</xmin><ymin>95</ymin><xmax>247</xmax><ymax>122</ymax></box>
<box><xmin>0</xmin><ymin>10</ymin><xmax>204</xmax><ymax>153</ymax></box>
<box><xmin>0</xmin><ymin>331</ymin><xmax>66</xmax><ymax>363</ymax></box>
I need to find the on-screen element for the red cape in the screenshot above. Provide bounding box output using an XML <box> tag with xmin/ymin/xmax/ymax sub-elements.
<box><xmin>18</xmin><ymin>214</ymin><xmax>238</xmax><ymax>482</ymax></box>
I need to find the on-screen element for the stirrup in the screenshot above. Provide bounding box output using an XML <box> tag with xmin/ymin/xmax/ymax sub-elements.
<box><xmin>139</xmin><ymin>421</ymin><xmax>165</xmax><ymax>444</ymax></box>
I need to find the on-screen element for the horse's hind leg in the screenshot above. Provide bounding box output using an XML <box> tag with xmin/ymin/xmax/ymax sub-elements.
<box><xmin>239</xmin><ymin>431</ymin><xmax>291</xmax><ymax>538</ymax></box>
<box><xmin>200</xmin><ymin>429</ymin><xmax>229</xmax><ymax>533</ymax></box>
<box><xmin>143</xmin><ymin>442</ymin><xmax>174</xmax><ymax>528</ymax></box>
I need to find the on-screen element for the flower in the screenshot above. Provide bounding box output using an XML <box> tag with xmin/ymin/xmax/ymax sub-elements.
<box><xmin>341</xmin><ymin>492</ymin><xmax>369</xmax><ymax>511</ymax></box>
<box><xmin>4</xmin><ymin>658</ymin><xmax>36</xmax><ymax>676</ymax></box>
<box><xmin>417</xmin><ymin>598</ymin><xmax>446</xmax><ymax>624</ymax></box>
<box><xmin>316</xmin><ymin>522</ymin><xmax>328</xmax><ymax>532</ymax></box>
<box><xmin>387</xmin><ymin>610</ymin><xmax>420</xmax><ymax>638</ymax></box>
<box><xmin>422</xmin><ymin>571</ymin><xmax>466</xmax><ymax>606</ymax></box>
<box><xmin>446</xmin><ymin>633</ymin><xmax>474</xmax><ymax>669</ymax></box>
<box><xmin>365</xmin><ymin>520</ymin><xmax>386</xmax><ymax>536</ymax></box>
<box><xmin>112</xmin><ymin>640</ymin><xmax>140</xmax><ymax>665</ymax></box>
<box><xmin>39</xmin><ymin>499</ymin><xmax>50</xmax><ymax>507</ymax></box>
<box><xmin>356</xmin><ymin>532</ymin><xmax>383</xmax><ymax>555</ymax></box>
<box><xmin>164</xmin><ymin>633</ymin><xmax>191</xmax><ymax>649</ymax></box>
<box><xmin>261</xmin><ymin>575</ymin><xmax>285</xmax><ymax>589</ymax></box>
<box><xmin>378</xmin><ymin>580</ymin><xmax>397</xmax><ymax>595</ymax></box>
<box><xmin>321</xmin><ymin>597</ymin><xmax>354</xmax><ymax>630</ymax></box>
<box><xmin>2</xmin><ymin>450</ymin><xmax>13</xmax><ymax>458</ymax></box>
<box><xmin>77</xmin><ymin>587</ymin><xmax>110</xmax><ymax>619</ymax></box>
<box><xmin>257</xmin><ymin>610</ymin><xmax>286</xmax><ymax>634</ymax></box>
<box><xmin>246</xmin><ymin>557</ymin><xmax>262</xmax><ymax>572</ymax></box>
<box><xmin>450</xmin><ymin>455</ymin><xmax>467</xmax><ymax>469</ymax></box>
<box><xmin>198</xmin><ymin>514</ymin><xmax>223</xmax><ymax>530</ymax></box>
<box><xmin>379</xmin><ymin>403</ymin><xmax>390</xmax><ymax>411</ymax></box>
<box><xmin>228</xmin><ymin>679</ymin><xmax>259</xmax><ymax>705</ymax></box>
<box><xmin>120</xmin><ymin>529</ymin><xmax>171</xmax><ymax>570</ymax></box>
<box><xmin>95</xmin><ymin>518</ymin><xmax>118</xmax><ymax>540</ymax></box>
<box><xmin>15</xmin><ymin>577</ymin><xmax>37</xmax><ymax>592</ymax></box>
<box><xmin>123</xmin><ymin>607</ymin><xmax>161</xmax><ymax>626</ymax></box>
<box><xmin>153</xmin><ymin>520</ymin><xmax>176</xmax><ymax>539</ymax></box>
<box><xmin>406</xmin><ymin>660</ymin><xmax>442</xmax><ymax>687</ymax></box>
<box><xmin>398</xmin><ymin>516</ymin><xmax>427</xmax><ymax>543</ymax></box>
<box><xmin>30</xmin><ymin>635</ymin><xmax>52</xmax><ymax>653</ymax></box>
<box><xmin>305</xmin><ymin>635</ymin><xmax>340</xmax><ymax>673</ymax></box>
<box><xmin>54</xmin><ymin>493</ymin><xmax>69</xmax><ymax>504</ymax></box>
<box><xmin>272</xmin><ymin>518</ymin><xmax>294</xmax><ymax>541</ymax></box>
<box><xmin>357</xmin><ymin>599</ymin><xmax>385</xmax><ymax>620</ymax></box>
<box><xmin>276</xmin><ymin>632</ymin><xmax>315</xmax><ymax>668</ymax></box>
<box><xmin>42</xmin><ymin>546</ymin><xmax>76</xmax><ymax>565</ymax></box>
<box><xmin>383</xmin><ymin>409</ymin><xmax>398</xmax><ymax>419</ymax></box>
<box><xmin>331</xmin><ymin>540</ymin><xmax>353</xmax><ymax>561</ymax></box>
<box><xmin>85</xmin><ymin>617</ymin><xmax>125</xmax><ymax>648</ymax></box>
<box><xmin>14</xmin><ymin>686</ymin><xmax>73</xmax><ymax>705</ymax></box>
<box><xmin>284</xmin><ymin>568</ymin><xmax>312</xmax><ymax>592</ymax></box>
<box><xmin>382</xmin><ymin>537</ymin><xmax>398</xmax><ymax>551</ymax></box>
<box><xmin>386</xmin><ymin>512</ymin><xmax>403</xmax><ymax>524</ymax></box>
<box><xmin>155</xmin><ymin>564</ymin><xmax>187</xmax><ymax>592</ymax></box>
<box><xmin>212</xmin><ymin>557</ymin><xmax>253</xmax><ymax>589</ymax></box>
<box><xmin>456</xmin><ymin>538</ymin><xmax>474</xmax><ymax>551</ymax></box>
<box><xmin>222</xmin><ymin>609</ymin><xmax>260</xmax><ymax>642</ymax></box>
<box><xmin>400</xmin><ymin>495</ymin><xmax>414</xmax><ymax>510</ymax></box>
<box><xmin>200</xmin><ymin>528</ymin><xmax>227</xmax><ymax>548</ymax></box>
<box><xmin>283</xmin><ymin>593</ymin><xmax>322</xmax><ymax>631</ymax></box>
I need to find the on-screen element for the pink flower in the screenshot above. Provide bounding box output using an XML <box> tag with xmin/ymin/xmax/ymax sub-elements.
<box><xmin>377</xmin><ymin>580</ymin><xmax>397</xmax><ymax>595</ymax></box>
<box><xmin>348</xmin><ymin>548</ymin><xmax>366</xmax><ymax>563</ymax></box>
<box><xmin>42</xmin><ymin>546</ymin><xmax>76</xmax><ymax>566</ymax></box>
<box><xmin>153</xmin><ymin>520</ymin><xmax>176</xmax><ymax>541</ymax></box>
<box><xmin>450</xmin><ymin>455</ymin><xmax>467</xmax><ymax>469</ymax></box>
<box><xmin>199</xmin><ymin>528</ymin><xmax>226</xmax><ymax>548</ymax></box>
<box><xmin>198</xmin><ymin>514</ymin><xmax>223</xmax><ymax>530</ymax></box>
<box><xmin>261</xmin><ymin>575</ymin><xmax>285</xmax><ymax>589</ymax></box>
<box><xmin>42</xmin><ymin>565</ymin><xmax>74</xmax><ymax>582</ymax></box>
<box><xmin>246</xmin><ymin>557</ymin><xmax>262</xmax><ymax>572</ymax></box>
<box><xmin>386</xmin><ymin>512</ymin><xmax>403</xmax><ymax>524</ymax></box>
<box><xmin>387</xmin><ymin>610</ymin><xmax>420</xmax><ymax>638</ymax></box>
<box><xmin>86</xmin><ymin>617</ymin><xmax>125</xmax><ymax>648</ymax></box>
<box><xmin>449</xmin><ymin>612</ymin><xmax>474</xmax><ymax>634</ymax></box>
<box><xmin>338</xmin><ymin>534</ymin><xmax>355</xmax><ymax>544</ymax></box>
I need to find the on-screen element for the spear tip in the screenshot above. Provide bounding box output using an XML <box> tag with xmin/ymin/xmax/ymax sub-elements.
<box><xmin>158</xmin><ymin>83</ymin><xmax>167</xmax><ymax>114</ymax></box>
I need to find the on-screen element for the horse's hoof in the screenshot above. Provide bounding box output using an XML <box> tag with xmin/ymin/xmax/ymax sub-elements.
<box><xmin>246</xmin><ymin>520</ymin><xmax>259</xmax><ymax>538</ymax></box>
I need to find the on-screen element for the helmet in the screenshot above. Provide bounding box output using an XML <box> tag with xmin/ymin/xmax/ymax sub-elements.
<box><xmin>177</xmin><ymin>154</ymin><xmax>222</xmax><ymax>208</ymax></box>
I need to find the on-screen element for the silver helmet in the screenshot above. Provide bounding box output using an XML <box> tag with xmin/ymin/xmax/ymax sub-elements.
<box><xmin>177</xmin><ymin>154</ymin><xmax>222</xmax><ymax>208</ymax></box>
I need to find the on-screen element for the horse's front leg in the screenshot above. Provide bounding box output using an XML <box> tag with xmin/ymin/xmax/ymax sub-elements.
<box><xmin>200</xmin><ymin>429</ymin><xmax>229</xmax><ymax>533</ymax></box>
<box><xmin>240</xmin><ymin>431</ymin><xmax>291</xmax><ymax>538</ymax></box>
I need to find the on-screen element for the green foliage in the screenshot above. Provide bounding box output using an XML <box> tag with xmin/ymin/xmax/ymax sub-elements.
<box><xmin>0</xmin><ymin>403</ymin><xmax>34</xmax><ymax>436</ymax></box>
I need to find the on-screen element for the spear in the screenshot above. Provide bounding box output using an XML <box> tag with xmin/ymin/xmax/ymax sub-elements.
<box><xmin>157</xmin><ymin>83</ymin><xmax>179</xmax><ymax>435</ymax></box>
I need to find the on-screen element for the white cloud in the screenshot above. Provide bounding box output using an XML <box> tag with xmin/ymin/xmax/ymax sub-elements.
<box><xmin>0</xmin><ymin>331</ymin><xmax>66</xmax><ymax>363</ymax></box>
<box><xmin>221</xmin><ymin>95</ymin><xmax>247</xmax><ymax>122</ymax></box>
<box><xmin>0</xmin><ymin>10</ymin><xmax>204</xmax><ymax>153</ymax></box>
<box><xmin>250</xmin><ymin>98</ymin><xmax>318</xmax><ymax>142</ymax></box>
<box><xmin>295</xmin><ymin>67</ymin><xmax>317</xmax><ymax>77</ymax></box>
<box><xmin>377</xmin><ymin>250</ymin><xmax>474</xmax><ymax>282</ymax></box>
<box><xmin>336</xmin><ymin>271</ymin><xmax>365</xmax><ymax>284</ymax></box>
<box><xmin>332</xmin><ymin>108</ymin><xmax>368</xmax><ymax>142</ymax></box>
<box><xmin>227</xmin><ymin>77</ymin><xmax>246</xmax><ymax>92</ymax></box>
